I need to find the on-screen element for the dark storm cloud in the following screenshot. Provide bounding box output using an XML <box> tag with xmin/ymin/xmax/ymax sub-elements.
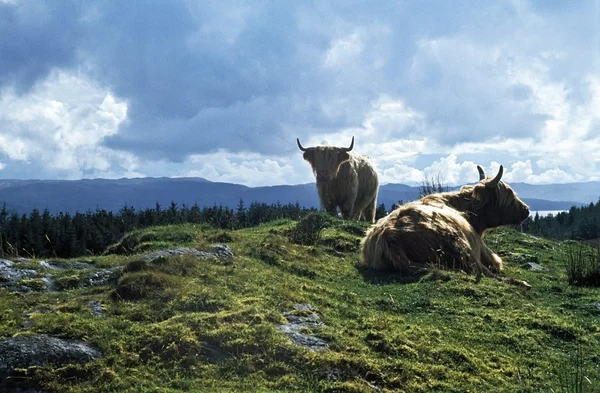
<box><xmin>0</xmin><ymin>1</ymin><xmax>85</xmax><ymax>93</ymax></box>
<box><xmin>79</xmin><ymin>0</ymin><xmax>352</xmax><ymax>156</ymax></box>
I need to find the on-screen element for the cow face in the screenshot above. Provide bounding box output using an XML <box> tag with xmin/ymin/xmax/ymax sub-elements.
<box><xmin>297</xmin><ymin>137</ymin><xmax>354</xmax><ymax>182</ymax></box>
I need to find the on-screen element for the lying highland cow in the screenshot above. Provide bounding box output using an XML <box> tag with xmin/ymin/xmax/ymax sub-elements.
<box><xmin>360</xmin><ymin>165</ymin><xmax>531</xmax><ymax>287</ymax></box>
<box><xmin>297</xmin><ymin>136</ymin><xmax>379</xmax><ymax>222</ymax></box>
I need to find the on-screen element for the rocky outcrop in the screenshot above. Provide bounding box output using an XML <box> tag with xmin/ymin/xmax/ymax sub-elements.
<box><xmin>277</xmin><ymin>303</ymin><xmax>328</xmax><ymax>351</ymax></box>
<box><xmin>0</xmin><ymin>334</ymin><xmax>101</xmax><ymax>392</ymax></box>
<box><xmin>140</xmin><ymin>245</ymin><xmax>234</xmax><ymax>263</ymax></box>
<box><xmin>0</xmin><ymin>258</ymin><xmax>121</xmax><ymax>293</ymax></box>
<box><xmin>0</xmin><ymin>259</ymin><xmax>37</xmax><ymax>292</ymax></box>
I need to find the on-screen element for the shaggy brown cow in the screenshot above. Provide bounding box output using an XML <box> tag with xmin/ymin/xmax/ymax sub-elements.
<box><xmin>297</xmin><ymin>136</ymin><xmax>379</xmax><ymax>222</ymax></box>
<box><xmin>360</xmin><ymin>165</ymin><xmax>531</xmax><ymax>286</ymax></box>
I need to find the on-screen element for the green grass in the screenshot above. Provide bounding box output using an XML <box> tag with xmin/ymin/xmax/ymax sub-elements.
<box><xmin>1</xmin><ymin>218</ymin><xmax>600</xmax><ymax>392</ymax></box>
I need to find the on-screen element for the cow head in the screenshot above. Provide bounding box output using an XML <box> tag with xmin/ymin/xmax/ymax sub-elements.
<box><xmin>471</xmin><ymin>165</ymin><xmax>530</xmax><ymax>226</ymax></box>
<box><xmin>297</xmin><ymin>137</ymin><xmax>354</xmax><ymax>182</ymax></box>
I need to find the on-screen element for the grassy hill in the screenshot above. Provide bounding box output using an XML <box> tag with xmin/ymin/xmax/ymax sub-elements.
<box><xmin>1</xmin><ymin>217</ymin><xmax>599</xmax><ymax>392</ymax></box>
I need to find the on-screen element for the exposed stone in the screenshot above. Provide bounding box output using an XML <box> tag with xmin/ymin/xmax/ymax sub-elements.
<box><xmin>39</xmin><ymin>261</ymin><xmax>94</xmax><ymax>270</ymax></box>
<box><xmin>1</xmin><ymin>257</ymin><xmax>123</xmax><ymax>293</ymax></box>
<box><xmin>40</xmin><ymin>275</ymin><xmax>59</xmax><ymax>291</ymax></box>
<box><xmin>209</xmin><ymin>244</ymin><xmax>234</xmax><ymax>260</ymax></box>
<box><xmin>277</xmin><ymin>303</ymin><xmax>328</xmax><ymax>351</ymax></box>
<box><xmin>0</xmin><ymin>259</ymin><xmax>37</xmax><ymax>283</ymax></box>
<box><xmin>0</xmin><ymin>334</ymin><xmax>101</xmax><ymax>389</ymax></box>
<box><xmin>88</xmin><ymin>267</ymin><xmax>122</xmax><ymax>287</ymax></box>
<box><xmin>590</xmin><ymin>302</ymin><xmax>600</xmax><ymax>312</ymax></box>
<box><xmin>141</xmin><ymin>245</ymin><xmax>234</xmax><ymax>263</ymax></box>
<box><xmin>86</xmin><ymin>301</ymin><xmax>104</xmax><ymax>317</ymax></box>
<box><xmin>0</xmin><ymin>259</ymin><xmax>38</xmax><ymax>292</ymax></box>
<box><xmin>521</xmin><ymin>262</ymin><xmax>546</xmax><ymax>271</ymax></box>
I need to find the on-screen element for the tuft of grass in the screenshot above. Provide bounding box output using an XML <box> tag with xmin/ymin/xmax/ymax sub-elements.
<box><xmin>563</xmin><ymin>243</ymin><xmax>600</xmax><ymax>287</ymax></box>
<box><xmin>289</xmin><ymin>212</ymin><xmax>333</xmax><ymax>245</ymax></box>
<box><xmin>111</xmin><ymin>271</ymin><xmax>179</xmax><ymax>301</ymax></box>
<box><xmin>555</xmin><ymin>345</ymin><xmax>597</xmax><ymax>393</ymax></box>
<box><xmin>206</xmin><ymin>231</ymin><xmax>234</xmax><ymax>243</ymax></box>
<box><xmin>17</xmin><ymin>277</ymin><xmax>46</xmax><ymax>290</ymax></box>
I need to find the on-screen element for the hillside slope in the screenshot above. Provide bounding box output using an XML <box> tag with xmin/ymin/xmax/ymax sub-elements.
<box><xmin>1</xmin><ymin>219</ymin><xmax>599</xmax><ymax>392</ymax></box>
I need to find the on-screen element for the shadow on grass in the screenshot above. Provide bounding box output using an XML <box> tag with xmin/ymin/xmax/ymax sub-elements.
<box><xmin>355</xmin><ymin>264</ymin><xmax>429</xmax><ymax>285</ymax></box>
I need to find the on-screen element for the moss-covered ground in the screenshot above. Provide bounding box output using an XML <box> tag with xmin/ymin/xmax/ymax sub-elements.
<box><xmin>1</xmin><ymin>217</ymin><xmax>599</xmax><ymax>392</ymax></box>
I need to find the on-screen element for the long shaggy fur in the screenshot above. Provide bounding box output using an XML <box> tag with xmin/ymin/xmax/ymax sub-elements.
<box><xmin>360</xmin><ymin>166</ymin><xmax>530</xmax><ymax>283</ymax></box>
<box><xmin>298</xmin><ymin>137</ymin><xmax>379</xmax><ymax>222</ymax></box>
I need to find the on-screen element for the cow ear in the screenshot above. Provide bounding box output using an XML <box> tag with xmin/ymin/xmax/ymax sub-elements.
<box><xmin>303</xmin><ymin>150</ymin><xmax>314</xmax><ymax>162</ymax></box>
<box><xmin>471</xmin><ymin>183</ymin><xmax>489</xmax><ymax>205</ymax></box>
<box><xmin>339</xmin><ymin>151</ymin><xmax>350</xmax><ymax>162</ymax></box>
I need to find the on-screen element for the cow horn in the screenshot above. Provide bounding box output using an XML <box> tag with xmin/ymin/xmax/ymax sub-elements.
<box><xmin>297</xmin><ymin>138</ymin><xmax>307</xmax><ymax>152</ymax></box>
<box><xmin>342</xmin><ymin>136</ymin><xmax>354</xmax><ymax>152</ymax></box>
<box><xmin>486</xmin><ymin>165</ymin><xmax>504</xmax><ymax>188</ymax></box>
<box><xmin>477</xmin><ymin>165</ymin><xmax>486</xmax><ymax>181</ymax></box>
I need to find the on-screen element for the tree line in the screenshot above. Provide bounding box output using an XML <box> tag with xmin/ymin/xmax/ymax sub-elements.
<box><xmin>0</xmin><ymin>200</ymin><xmax>323</xmax><ymax>259</ymax></box>
<box><xmin>521</xmin><ymin>200</ymin><xmax>600</xmax><ymax>241</ymax></box>
<box><xmin>0</xmin><ymin>198</ymin><xmax>403</xmax><ymax>259</ymax></box>
<box><xmin>4</xmin><ymin>194</ymin><xmax>596</xmax><ymax>260</ymax></box>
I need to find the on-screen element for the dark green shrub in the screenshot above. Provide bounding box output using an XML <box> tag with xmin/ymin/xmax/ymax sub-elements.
<box><xmin>289</xmin><ymin>212</ymin><xmax>333</xmax><ymax>245</ymax></box>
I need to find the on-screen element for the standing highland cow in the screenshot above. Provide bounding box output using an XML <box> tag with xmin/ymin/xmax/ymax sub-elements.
<box><xmin>297</xmin><ymin>136</ymin><xmax>379</xmax><ymax>222</ymax></box>
<box><xmin>360</xmin><ymin>165</ymin><xmax>531</xmax><ymax>286</ymax></box>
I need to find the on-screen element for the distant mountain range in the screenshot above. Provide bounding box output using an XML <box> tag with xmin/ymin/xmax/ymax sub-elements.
<box><xmin>0</xmin><ymin>177</ymin><xmax>594</xmax><ymax>215</ymax></box>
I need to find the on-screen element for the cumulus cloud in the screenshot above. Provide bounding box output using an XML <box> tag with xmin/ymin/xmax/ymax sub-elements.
<box><xmin>186</xmin><ymin>152</ymin><xmax>304</xmax><ymax>187</ymax></box>
<box><xmin>0</xmin><ymin>70</ymin><xmax>140</xmax><ymax>179</ymax></box>
<box><xmin>0</xmin><ymin>0</ymin><xmax>598</xmax><ymax>186</ymax></box>
<box><xmin>502</xmin><ymin>160</ymin><xmax>585</xmax><ymax>184</ymax></box>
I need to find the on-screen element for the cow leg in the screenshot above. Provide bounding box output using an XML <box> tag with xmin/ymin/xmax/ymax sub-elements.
<box><xmin>362</xmin><ymin>196</ymin><xmax>377</xmax><ymax>223</ymax></box>
<box><xmin>480</xmin><ymin>244</ymin><xmax>503</xmax><ymax>272</ymax></box>
<box><xmin>339</xmin><ymin>201</ymin><xmax>357</xmax><ymax>220</ymax></box>
<box><xmin>322</xmin><ymin>203</ymin><xmax>338</xmax><ymax>218</ymax></box>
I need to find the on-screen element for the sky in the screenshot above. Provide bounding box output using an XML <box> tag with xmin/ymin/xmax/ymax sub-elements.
<box><xmin>0</xmin><ymin>0</ymin><xmax>599</xmax><ymax>187</ymax></box>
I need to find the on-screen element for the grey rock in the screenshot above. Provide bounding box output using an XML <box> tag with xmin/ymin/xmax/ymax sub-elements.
<box><xmin>88</xmin><ymin>267</ymin><xmax>121</xmax><ymax>287</ymax></box>
<box><xmin>282</xmin><ymin>332</ymin><xmax>328</xmax><ymax>351</ymax></box>
<box><xmin>0</xmin><ymin>259</ymin><xmax>38</xmax><ymax>292</ymax></box>
<box><xmin>0</xmin><ymin>259</ymin><xmax>37</xmax><ymax>283</ymax></box>
<box><xmin>209</xmin><ymin>244</ymin><xmax>234</xmax><ymax>260</ymax></box>
<box><xmin>502</xmin><ymin>252</ymin><xmax>540</xmax><ymax>264</ymax></box>
<box><xmin>39</xmin><ymin>261</ymin><xmax>94</xmax><ymax>270</ymax></box>
<box><xmin>521</xmin><ymin>262</ymin><xmax>545</xmax><ymax>271</ymax></box>
<box><xmin>293</xmin><ymin>303</ymin><xmax>315</xmax><ymax>312</ymax></box>
<box><xmin>0</xmin><ymin>334</ymin><xmax>101</xmax><ymax>381</ymax></box>
<box><xmin>40</xmin><ymin>275</ymin><xmax>59</xmax><ymax>292</ymax></box>
<box><xmin>3</xmin><ymin>260</ymin><xmax>122</xmax><ymax>293</ymax></box>
<box><xmin>590</xmin><ymin>302</ymin><xmax>600</xmax><ymax>312</ymax></box>
<box><xmin>86</xmin><ymin>301</ymin><xmax>104</xmax><ymax>317</ymax></box>
<box><xmin>141</xmin><ymin>245</ymin><xmax>234</xmax><ymax>263</ymax></box>
<box><xmin>277</xmin><ymin>303</ymin><xmax>328</xmax><ymax>351</ymax></box>
<box><xmin>13</xmin><ymin>285</ymin><xmax>34</xmax><ymax>293</ymax></box>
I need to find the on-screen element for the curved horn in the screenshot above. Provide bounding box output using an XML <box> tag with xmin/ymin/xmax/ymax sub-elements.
<box><xmin>341</xmin><ymin>136</ymin><xmax>354</xmax><ymax>152</ymax></box>
<box><xmin>486</xmin><ymin>165</ymin><xmax>504</xmax><ymax>188</ymax></box>
<box><xmin>477</xmin><ymin>165</ymin><xmax>486</xmax><ymax>181</ymax></box>
<box><xmin>296</xmin><ymin>138</ymin><xmax>307</xmax><ymax>152</ymax></box>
